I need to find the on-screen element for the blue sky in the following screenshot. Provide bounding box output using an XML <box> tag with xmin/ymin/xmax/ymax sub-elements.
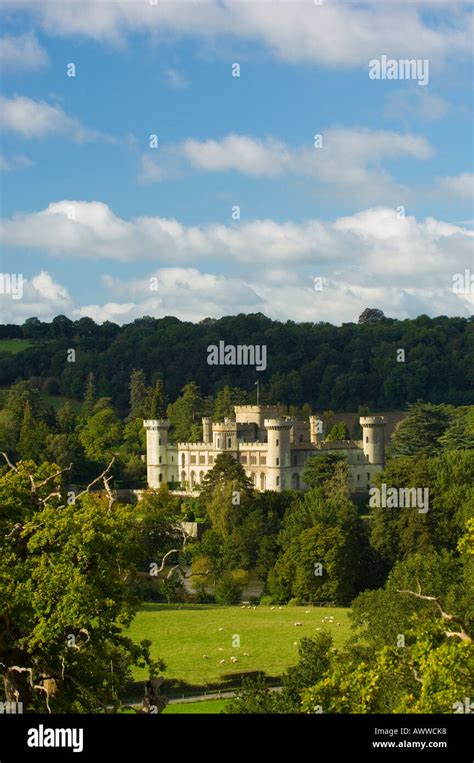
<box><xmin>0</xmin><ymin>0</ymin><xmax>473</xmax><ymax>324</ymax></box>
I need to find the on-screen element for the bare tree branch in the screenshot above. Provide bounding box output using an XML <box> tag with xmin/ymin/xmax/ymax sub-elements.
<box><xmin>1</xmin><ymin>452</ymin><xmax>18</xmax><ymax>472</ymax></box>
<box><xmin>71</xmin><ymin>458</ymin><xmax>116</xmax><ymax>505</ymax></box>
<box><xmin>396</xmin><ymin>587</ymin><xmax>471</xmax><ymax>643</ymax></box>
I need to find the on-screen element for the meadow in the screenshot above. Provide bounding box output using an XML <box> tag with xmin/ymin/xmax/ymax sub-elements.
<box><xmin>126</xmin><ymin>603</ymin><xmax>351</xmax><ymax>689</ymax></box>
<box><xmin>0</xmin><ymin>339</ymin><xmax>33</xmax><ymax>354</ymax></box>
<box><xmin>163</xmin><ymin>699</ymin><xmax>230</xmax><ymax>714</ymax></box>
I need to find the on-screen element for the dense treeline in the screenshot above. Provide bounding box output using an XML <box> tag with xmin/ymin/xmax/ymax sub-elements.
<box><xmin>0</xmin><ymin>312</ymin><xmax>473</xmax><ymax>412</ymax></box>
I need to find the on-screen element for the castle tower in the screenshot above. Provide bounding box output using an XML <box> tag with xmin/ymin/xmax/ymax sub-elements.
<box><xmin>202</xmin><ymin>417</ymin><xmax>212</xmax><ymax>444</ymax></box>
<box><xmin>264</xmin><ymin>418</ymin><xmax>292</xmax><ymax>491</ymax></box>
<box><xmin>309</xmin><ymin>415</ymin><xmax>324</xmax><ymax>444</ymax></box>
<box><xmin>360</xmin><ymin>416</ymin><xmax>385</xmax><ymax>464</ymax></box>
<box><xmin>143</xmin><ymin>419</ymin><xmax>171</xmax><ymax>487</ymax></box>
<box><xmin>213</xmin><ymin>420</ymin><xmax>238</xmax><ymax>452</ymax></box>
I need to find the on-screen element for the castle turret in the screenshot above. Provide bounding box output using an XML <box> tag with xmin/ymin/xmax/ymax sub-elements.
<box><xmin>264</xmin><ymin>419</ymin><xmax>292</xmax><ymax>491</ymax></box>
<box><xmin>213</xmin><ymin>420</ymin><xmax>238</xmax><ymax>452</ymax></box>
<box><xmin>202</xmin><ymin>417</ymin><xmax>212</xmax><ymax>444</ymax></box>
<box><xmin>143</xmin><ymin>419</ymin><xmax>171</xmax><ymax>487</ymax></box>
<box><xmin>309</xmin><ymin>415</ymin><xmax>324</xmax><ymax>444</ymax></box>
<box><xmin>360</xmin><ymin>416</ymin><xmax>385</xmax><ymax>464</ymax></box>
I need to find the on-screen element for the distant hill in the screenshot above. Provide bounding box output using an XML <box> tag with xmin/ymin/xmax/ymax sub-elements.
<box><xmin>0</xmin><ymin>313</ymin><xmax>472</xmax><ymax>413</ymax></box>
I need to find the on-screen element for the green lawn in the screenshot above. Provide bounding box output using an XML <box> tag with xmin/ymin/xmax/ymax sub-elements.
<box><xmin>0</xmin><ymin>339</ymin><xmax>33</xmax><ymax>354</ymax></box>
<box><xmin>163</xmin><ymin>699</ymin><xmax>229</xmax><ymax>714</ymax></box>
<box><xmin>126</xmin><ymin>604</ymin><xmax>351</xmax><ymax>689</ymax></box>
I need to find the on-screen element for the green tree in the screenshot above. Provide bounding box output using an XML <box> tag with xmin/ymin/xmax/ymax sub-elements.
<box><xmin>79</xmin><ymin>406</ymin><xmax>122</xmax><ymax>463</ymax></box>
<box><xmin>302</xmin><ymin>452</ymin><xmax>346</xmax><ymax>489</ymax></box>
<box><xmin>0</xmin><ymin>460</ymin><xmax>161</xmax><ymax>712</ymax></box>
<box><xmin>17</xmin><ymin>402</ymin><xmax>49</xmax><ymax>462</ymax></box>
<box><xmin>127</xmin><ymin>369</ymin><xmax>149</xmax><ymax>421</ymax></box>
<box><xmin>82</xmin><ymin>373</ymin><xmax>96</xmax><ymax>418</ymax></box>
<box><xmin>389</xmin><ymin>402</ymin><xmax>452</xmax><ymax>457</ymax></box>
<box><xmin>168</xmin><ymin>382</ymin><xmax>204</xmax><ymax>442</ymax></box>
<box><xmin>325</xmin><ymin>422</ymin><xmax>350</xmax><ymax>441</ymax></box>
<box><xmin>149</xmin><ymin>378</ymin><xmax>167</xmax><ymax>419</ymax></box>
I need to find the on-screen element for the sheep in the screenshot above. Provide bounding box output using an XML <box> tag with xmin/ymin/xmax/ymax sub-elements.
<box><xmin>218</xmin><ymin>647</ymin><xmax>223</xmax><ymax>651</ymax></box>
<box><xmin>278</xmin><ymin>606</ymin><xmax>283</xmax><ymax>610</ymax></box>
<box><xmin>305</xmin><ymin>610</ymin><xmax>310</xmax><ymax>614</ymax></box>
<box><xmin>219</xmin><ymin>659</ymin><xmax>225</xmax><ymax>664</ymax></box>
<box><xmin>243</xmin><ymin>652</ymin><xmax>250</xmax><ymax>656</ymax></box>
<box><xmin>294</xmin><ymin>622</ymin><xmax>303</xmax><ymax>626</ymax></box>
<box><xmin>293</xmin><ymin>641</ymin><xmax>298</xmax><ymax>646</ymax></box>
<box><xmin>203</xmin><ymin>655</ymin><xmax>209</xmax><ymax>659</ymax></box>
<box><xmin>230</xmin><ymin>656</ymin><xmax>238</xmax><ymax>663</ymax></box>
<box><xmin>271</xmin><ymin>606</ymin><xmax>275</xmax><ymax>611</ymax></box>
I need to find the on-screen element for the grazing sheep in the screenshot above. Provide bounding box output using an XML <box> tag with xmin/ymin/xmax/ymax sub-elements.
<box><xmin>278</xmin><ymin>606</ymin><xmax>283</xmax><ymax>610</ymax></box>
<box><xmin>271</xmin><ymin>607</ymin><xmax>275</xmax><ymax>611</ymax></box>
<box><xmin>240</xmin><ymin>605</ymin><xmax>246</xmax><ymax>609</ymax></box>
<box><xmin>294</xmin><ymin>622</ymin><xmax>303</xmax><ymax>626</ymax></box>
<box><xmin>203</xmin><ymin>655</ymin><xmax>209</xmax><ymax>659</ymax></box>
<box><xmin>247</xmin><ymin>606</ymin><xmax>251</xmax><ymax>609</ymax></box>
<box><xmin>316</xmin><ymin>628</ymin><xmax>321</xmax><ymax>631</ymax></box>
<box><xmin>252</xmin><ymin>606</ymin><xmax>257</xmax><ymax>610</ymax></box>
<box><xmin>305</xmin><ymin>610</ymin><xmax>310</xmax><ymax>614</ymax></box>
<box><xmin>218</xmin><ymin>627</ymin><xmax>223</xmax><ymax>631</ymax></box>
<box><xmin>243</xmin><ymin>652</ymin><xmax>249</xmax><ymax>656</ymax></box>
<box><xmin>218</xmin><ymin>647</ymin><xmax>223</xmax><ymax>651</ymax></box>
<box><xmin>230</xmin><ymin>656</ymin><xmax>238</xmax><ymax>663</ymax></box>
<box><xmin>219</xmin><ymin>659</ymin><xmax>225</xmax><ymax>664</ymax></box>
<box><xmin>293</xmin><ymin>641</ymin><xmax>298</xmax><ymax>646</ymax></box>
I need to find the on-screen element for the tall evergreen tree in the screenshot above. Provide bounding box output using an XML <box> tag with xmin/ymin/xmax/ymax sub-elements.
<box><xmin>149</xmin><ymin>378</ymin><xmax>167</xmax><ymax>419</ymax></box>
<box><xmin>128</xmin><ymin>369</ymin><xmax>149</xmax><ymax>421</ymax></box>
<box><xmin>82</xmin><ymin>373</ymin><xmax>96</xmax><ymax>418</ymax></box>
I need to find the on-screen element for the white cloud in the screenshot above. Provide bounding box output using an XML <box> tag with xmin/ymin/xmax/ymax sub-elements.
<box><xmin>1</xmin><ymin>201</ymin><xmax>472</xmax><ymax>296</ymax></box>
<box><xmin>0</xmin><ymin>31</ymin><xmax>48</xmax><ymax>71</ymax></box>
<box><xmin>384</xmin><ymin>89</ymin><xmax>449</xmax><ymax>122</ymax></box>
<box><xmin>0</xmin><ymin>96</ymin><xmax>105</xmax><ymax>141</ymax></box>
<box><xmin>0</xmin><ymin>1</ymin><xmax>471</xmax><ymax>68</ymax></box>
<box><xmin>140</xmin><ymin>128</ymin><xmax>433</xmax><ymax>203</ymax></box>
<box><xmin>0</xmin><ymin>270</ymin><xmax>72</xmax><ymax>322</ymax></box>
<box><xmin>433</xmin><ymin>173</ymin><xmax>474</xmax><ymax>201</ymax></box>
<box><xmin>164</xmin><ymin>67</ymin><xmax>189</xmax><ymax>90</ymax></box>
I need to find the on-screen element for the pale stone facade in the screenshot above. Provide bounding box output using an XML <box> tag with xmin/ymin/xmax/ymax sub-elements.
<box><xmin>143</xmin><ymin>406</ymin><xmax>386</xmax><ymax>494</ymax></box>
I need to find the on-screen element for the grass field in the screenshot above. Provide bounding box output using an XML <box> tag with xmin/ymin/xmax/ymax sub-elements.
<box><xmin>0</xmin><ymin>339</ymin><xmax>33</xmax><ymax>354</ymax></box>
<box><xmin>126</xmin><ymin>604</ymin><xmax>351</xmax><ymax>689</ymax></box>
<box><xmin>163</xmin><ymin>699</ymin><xmax>230</xmax><ymax>714</ymax></box>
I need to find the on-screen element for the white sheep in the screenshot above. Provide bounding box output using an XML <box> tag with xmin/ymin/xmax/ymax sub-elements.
<box><xmin>230</xmin><ymin>656</ymin><xmax>238</xmax><ymax>663</ymax></box>
<box><xmin>294</xmin><ymin>622</ymin><xmax>303</xmax><ymax>626</ymax></box>
<box><xmin>243</xmin><ymin>652</ymin><xmax>250</xmax><ymax>656</ymax></box>
<box><xmin>218</xmin><ymin>627</ymin><xmax>223</xmax><ymax>631</ymax></box>
<box><xmin>219</xmin><ymin>659</ymin><xmax>225</xmax><ymax>664</ymax></box>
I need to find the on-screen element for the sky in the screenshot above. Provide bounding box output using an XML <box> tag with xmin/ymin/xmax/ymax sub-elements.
<box><xmin>0</xmin><ymin>0</ymin><xmax>473</xmax><ymax>325</ymax></box>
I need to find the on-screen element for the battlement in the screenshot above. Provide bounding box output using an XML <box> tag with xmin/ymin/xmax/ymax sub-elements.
<box><xmin>143</xmin><ymin>419</ymin><xmax>170</xmax><ymax>428</ymax></box>
<box><xmin>264</xmin><ymin>418</ymin><xmax>293</xmax><ymax>429</ymax></box>
<box><xmin>360</xmin><ymin>416</ymin><xmax>385</xmax><ymax>426</ymax></box>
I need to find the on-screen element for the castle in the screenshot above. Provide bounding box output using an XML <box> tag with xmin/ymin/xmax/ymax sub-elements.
<box><xmin>144</xmin><ymin>405</ymin><xmax>386</xmax><ymax>494</ymax></box>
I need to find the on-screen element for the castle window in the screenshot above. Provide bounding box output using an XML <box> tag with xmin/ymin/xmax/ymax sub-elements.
<box><xmin>199</xmin><ymin>454</ymin><xmax>205</xmax><ymax>464</ymax></box>
<box><xmin>190</xmin><ymin>454</ymin><xmax>197</xmax><ymax>464</ymax></box>
<box><xmin>367</xmin><ymin>473</ymin><xmax>370</xmax><ymax>480</ymax></box>
<box><xmin>260</xmin><ymin>455</ymin><xmax>266</xmax><ymax>465</ymax></box>
<box><xmin>228</xmin><ymin>438</ymin><xmax>231</xmax><ymax>448</ymax></box>
<box><xmin>250</xmin><ymin>455</ymin><xmax>257</xmax><ymax>465</ymax></box>
<box><xmin>276</xmin><ymin>476</ymin><xmax>280</xmax><ymax>486</ymax></box>
<box><xmin>159</xmin><ymin>456</ymin><xmax>162</xmax><ymax>464</ymax></box>
<box><xmin>276</xmin><ymin>439</ymin><xmax>279</xmax><ymax>446</ymax></box>
<box><xmin>299</xmin><ymin>435</ymin><xmax>303</xmax><ymax>444</ymax></box>
<box><xmin>159</xmin><ymin>474</ymin><xmax>163</xmax><ymax>482</ymax></box>
<box><xmin>357</xmin><ymin>474</ymin><xmax>360</xmax><ymax>481</ymax></box>
<box><xmin>159</xmin><ymin>438</ymin><xmax>161</xmax><ymax>446</ymax></box>
<box><xmin>209</xmin><ymin>455</ymin><xmax>214</xmax><ymax>464</ymax></box>
<box><xmin>366</xmin><ymin>436</ymin><xmax>369</xmax><ymax>443</ymax></box>
<box><xmin>276</xmin><ymin>457</ymin><xmax>280</xmax><ymax>466</ymax></box>
<box><xmin>181</xmin><ymin>454</ymin><xmax>185</xmax><ymax>466</ymax></box>
<box><xmin>217</xmin><ymin>438</ymin><xmax>220</xmax><ymax>448</ymax></box>
<box><xmin>240</xmin><ymin>455</ymin><xmax>247</xmax><ymax>465</ymax></box>
<box><xmin>293</xmin><ymin>454</ymin><xmax>297</xmax><ymax>466</ymax></box>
